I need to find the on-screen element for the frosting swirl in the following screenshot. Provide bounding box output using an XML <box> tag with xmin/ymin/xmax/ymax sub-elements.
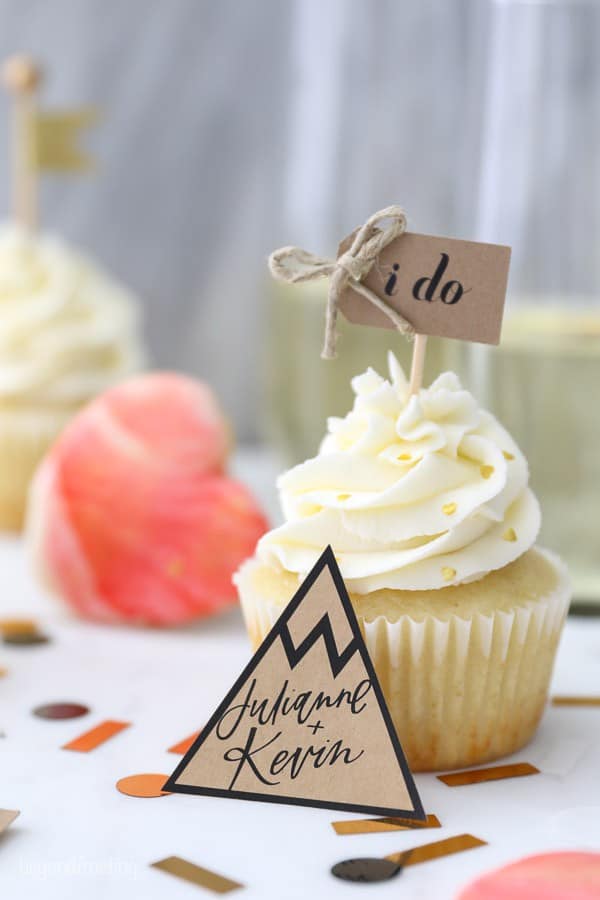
<box><xmin>259</xmin><ymin>353</ymin><xmax>540</xmax><ymax>592</ymax></box>
<box><xmin>0</xmin><ymin>225</ymin><xmax>143</xmax><ymax>408</ymax></box>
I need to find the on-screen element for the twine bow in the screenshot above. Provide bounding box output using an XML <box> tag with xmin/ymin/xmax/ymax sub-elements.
<box><xmin>268</xmin><ymin>205</ymin><xmax>414</xmax><ymax>359</ymax></box>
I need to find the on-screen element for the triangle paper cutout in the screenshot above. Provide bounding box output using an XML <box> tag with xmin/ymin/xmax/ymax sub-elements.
<box><xmin>164</xmin><ymin>546</ymin><xmax>425</xmax><ymax>820</ymax></box>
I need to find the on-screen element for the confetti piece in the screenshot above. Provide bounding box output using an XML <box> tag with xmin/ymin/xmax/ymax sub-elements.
<box><xmin>0</xmin><ymin>618</ymin><xmax>38</xmax><ymax>637</ymax></box>
<box><xmin>33</xmin><ymin>702</ymin><xmax>89</xmax><ymax>720</ymax></box>
<box><xmin>0</xmin><ymin>809</ymin><xmax>19</xmax><ymax>835</ymax></box>
<box><xmin>332</xmin><ymin>813</ymin><xmax>441</xmax><ymax>835</ymax></box>
<box><xmin>3</xmin><ymin>631</ymin><xmax>49</xmax><ymax>646</ymax></box>
<box><xmin>437</xmin><ymin>762</ymin><xmax>539</xmax><ymax>787</ymax></box>
<box><xmin>386</xmin><ymin>833</ymin><xmax>487</xmax><ymax>867</ymax></box>
<box><xmin>552</xmin><ymin>696</ymin><xmax>600</xmax><ymax>707</ymax></box>
<box><xmin>332</xmin><ymin>858</ymin><xmax>401</xmax><ymax>883</ymax></box>
<box><xmin>168</xmin><ymin>730</ymin><xmax>202</xmax><ymax>754</ymax></box>
<box><xmin>116</xmin><ymin>774</ymin><xmax>172</xmax><ymax>798</ymax></box>
<box><xmin>62</xmin><ymin>719</ymin><xmax>130</xmax><ymax>752</ymax></box>
<box><xmin>151</xmin><ymin>856</ymin><xmax>243</xmax><ymax>893</ymax></box>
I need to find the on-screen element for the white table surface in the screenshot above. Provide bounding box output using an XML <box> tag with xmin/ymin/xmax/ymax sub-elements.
<box><xmin>1</xmin><ymin>449</ymin><xmax>600</xmax><ymax>900</ymax></box>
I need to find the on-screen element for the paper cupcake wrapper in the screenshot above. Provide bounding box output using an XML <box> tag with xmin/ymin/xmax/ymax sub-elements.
<box><xmin>240</xmin><ymin>548</ymin><xmax>570</xmax><ymax>771</ymax></box>
<box><xmin>0</xmin><ymin>410</ymin><xmax>72</xmax><ymax>530</ymax></box>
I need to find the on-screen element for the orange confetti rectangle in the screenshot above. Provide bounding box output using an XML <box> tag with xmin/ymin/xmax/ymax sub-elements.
<box><xmin>62</xmin><ymin>719</ymin><xmax>130</xmax><ymax>752</ymax></box>
<box><xmin>332</xmin><ymin>813</ymin><xmax>441</xmax><ymax>835</ymax></box>
<box><xmin>386</xmin><ymin>833</ymin><xmax>486</xmax><ymax>867</ymax></box>
<box><xmin>437</xmin><ymin>762</ymin><xmax>539</xmax><ymax>787</ymax></box>
<box><xmin>552</xmin><ymin>696</ymin><xmax>600</xmax><ymax>707</ymax></box>
<box><xmin>168</xmin><ymin>730</ymin><xmax>202</xmax><ymax>755</ymax></box>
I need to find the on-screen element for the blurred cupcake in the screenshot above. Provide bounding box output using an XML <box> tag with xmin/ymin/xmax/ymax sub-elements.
<box><xmin>236</xmin><ymin>354</ymin><xmax>570</xmax><ymax>771</ymax></box>
<box><xmin>0</xmin><ymin>225</ymin><xmax>143</xmax><ymax>529</ymax></box>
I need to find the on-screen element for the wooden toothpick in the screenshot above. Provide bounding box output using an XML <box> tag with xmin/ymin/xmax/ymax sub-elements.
<box><xmin>2</xmin><ymin>55</ymin><xmax>42</xmax><ymax>230</ymax></box>
<box><xmin>408</xmin><ymin>333</ymin><xmax>427</xmax><ymax>395</ymax></box>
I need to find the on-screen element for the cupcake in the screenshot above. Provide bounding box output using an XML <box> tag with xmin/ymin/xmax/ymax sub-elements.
<box><xmin>235</xmin><ymin>354</ymin><xmax>570</xmax><ymax>771</ymax></box>
<box><xmin>0</xmin><ymin>225</ymin><xmax>143</xmax><ymax>530</ymax></box>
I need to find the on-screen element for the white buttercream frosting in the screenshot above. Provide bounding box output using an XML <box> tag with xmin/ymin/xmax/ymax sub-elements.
<box><xmin>0</xmin><ymin>225</ymin><xmax>143</xmax><ymax>407</ymax></box>
<box><xmin>258</xmin><ymin>353</ymin><xmax>541</xmax><ymax>592</ymax></box>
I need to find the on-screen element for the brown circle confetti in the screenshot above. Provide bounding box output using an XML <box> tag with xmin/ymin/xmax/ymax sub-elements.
<box><xmin>33</xmin><ymin>702</ymin><xmax>89</xmax><ymax>720</ymax></box>
<box><xmin>116</xmin><ymin>774</ymin><xmax>172</xmax><ymax>798</ymax></box>
<box><xmin>331</xmin><ymin>858</ymin><xmax>402</xmax><ymax>883</ymax></box>
<box><xmin>3</xmin><ymin>631</ymin><xmax>50</xmax><ymax>646</ymax></box>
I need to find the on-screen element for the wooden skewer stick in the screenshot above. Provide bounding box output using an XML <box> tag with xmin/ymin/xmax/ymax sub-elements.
<box><xmin>2</xmin><ymin>55</ymin><xmax>42</xmax><ymax>230</ymax></box>
<box><xmin>408</xmin><ymin>333</ymin><xmax>427</xmax><ymax>394</ymax></box>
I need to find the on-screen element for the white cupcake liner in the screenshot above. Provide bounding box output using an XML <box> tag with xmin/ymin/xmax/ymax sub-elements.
<box><xmin>240</xmin><ymin>548</ymin><xmax>570</xmax><ymax>771</ymax></box>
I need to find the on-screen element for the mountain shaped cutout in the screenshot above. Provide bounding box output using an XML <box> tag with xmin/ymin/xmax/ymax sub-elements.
<box><xmin>164</xmin><ymin>546</ymin><xmax>425</xmax><ymax>820</ymax></box>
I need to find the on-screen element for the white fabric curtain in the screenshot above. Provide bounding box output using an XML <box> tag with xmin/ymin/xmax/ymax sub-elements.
<box><xmin>0</xmin><ymin>0</ymin><xmax>487</xmax><ymax>439</ymax></box>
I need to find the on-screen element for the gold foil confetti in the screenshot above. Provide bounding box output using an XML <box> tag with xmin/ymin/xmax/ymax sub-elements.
<box><xmin>503</xmin><ymin>451</ymin><xmax>515</xmax><ymax>460</ymax></box>
<box><xmin>442</xmin><ymin>502</ymin><xmax>457</xmax><ymax>516</ymax></box>
<box><xmin>502</xmin><ymin>528</ymin><xmax>517</xmax><ymax>542</ymax></box>
<box><xmin>442</xmin><ymin>567</ymin><xmax>456</xmax><ymax>582</ymax></box>
<box><xmin>552</xmin><ymin>696</ymin><xmax>600</xmax><ymax>707</ymax></box>
<box><xmin>480</xmin><ymin>465</ymin><xmax>495</xmax><ymax>479</ymax></box>
<box><xmin>437</xmin><ymin>762</ymin><xmax>539</xmax><ymax>787</ymax></box>
<box><xmin>151</xmin><ymin>856</ymin><xmax>243</xmax><ymax>893</ymax></box>
<box><xmin>0</xmin><ymin>618</ymin><xmax>38</xmax><ymax>637</ymax></box>
<box><xmin>385</xmin><ymin>833</ymin><xmax>487</xmax><ymax>867</ymax></box>
<box><xmin>332</xmin><ymin>813</ymin><xmax>441</xmax><ymax>835</ymax></box>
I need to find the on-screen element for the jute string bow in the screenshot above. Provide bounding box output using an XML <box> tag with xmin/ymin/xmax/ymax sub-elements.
<box><xmin>268</xmin><ymin>205</ymin><xmax>414</xmax><ymax>359</ymax></box>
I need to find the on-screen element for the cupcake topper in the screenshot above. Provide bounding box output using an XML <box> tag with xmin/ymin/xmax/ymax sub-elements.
<box><xmin>165</xmin><ymin>547</ymin><xmax>426</xmax><ymax>821</ymax></box>
<box><xmin>2</xmin><ymin>54</ymin><xmax>98</xmax><ymax>230</ymax></box>
<box><xmin>269</xmin><ymin>205</ymin><xmax>511</xmax><ymax>393</ymax></box>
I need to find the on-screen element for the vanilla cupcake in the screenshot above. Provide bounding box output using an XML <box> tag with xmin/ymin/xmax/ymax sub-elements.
<box><xmin>0</xmin><ymin>226</ymin><xmax>143</xmax><ymax>529</ymax></box>
<box><xmin>236</xmin><ymin>354</ymin><xmax>570</xmax><ymax>771</ymax></box>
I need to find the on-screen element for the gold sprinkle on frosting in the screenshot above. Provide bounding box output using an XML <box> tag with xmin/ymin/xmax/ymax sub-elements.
<box><xmin>503</xmin><ymin>528</ymin><xmax>517</xmax><ymax>542</ymax></box>
<box><xmin>480</xmin><ymin>465</ymin><xmax>495</xmax><ymax>479</ymax></box>
<box><xmin>337</xmin><ymin>493</ymin><xmax>351</xmax><ymax>501</ymax></box>
<box><xmin>503</xmin><ymin>451</ymin><xmax>515</xmax><ymax>461</ymax></box>
<box><xmin>397</xmin><ymin>453</ymin><xmax>412</xmax><ymax>461</ymax></box>
<box><xmin>442</xmin><ymin>567</ymin><xmax>457</xmax><ymax>582</ymax></box>
<box><xmin>442</xmin><ymin>502</ymin><xmax>457</xmax><ymax>516</ymax></box>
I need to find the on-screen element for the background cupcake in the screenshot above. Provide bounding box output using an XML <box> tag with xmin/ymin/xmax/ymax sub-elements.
<box><xmin>0</xmin><ymin>225</ymin><xmax>143</xmax><ymax>530</ymax></box>
<box><xmin>236</xmin><ymin>354</ymin><xmax>571</xmax><ymax>771</ymax></box>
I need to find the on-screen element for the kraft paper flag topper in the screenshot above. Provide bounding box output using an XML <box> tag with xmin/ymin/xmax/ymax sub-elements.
<box><xmin>269</xmin><ymin>205</ymin><xmax>511</xmax><ymax>396</ymax></box>
<box><xmin>165</xmin><ymin>547</ymin><xmax>425</xmax><ymax>820</ymax></box>
<box><xmin>2</xmin><ymin>55</ymin><xmax>98</xmax><ymax>231</ymax></box>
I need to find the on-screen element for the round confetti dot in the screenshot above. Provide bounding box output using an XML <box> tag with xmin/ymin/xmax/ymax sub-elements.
<box><xmin>331</xmin><ymin>858</ymin><xmax>402</xmax><ymax>883</ymax></box>
<box><xmin>116</xmin><ymin>774</ymin><xmax>172</xmax><ymax>798</ymax></box>
<box><xmin>3</xmin><ymin>631</ymin><xmax>49</xmax><ymax>646</ymax></box>
<box><xmin>33</xmin><ymin>702</ymin><xmax>89</xmax><ymax>720</ymax></box>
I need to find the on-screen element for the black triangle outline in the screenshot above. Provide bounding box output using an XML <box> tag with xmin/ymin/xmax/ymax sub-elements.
<box><xmin>163</xmin><ymin>545</ymin><xmax>426</xmax><ymax>821</ymax></box>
